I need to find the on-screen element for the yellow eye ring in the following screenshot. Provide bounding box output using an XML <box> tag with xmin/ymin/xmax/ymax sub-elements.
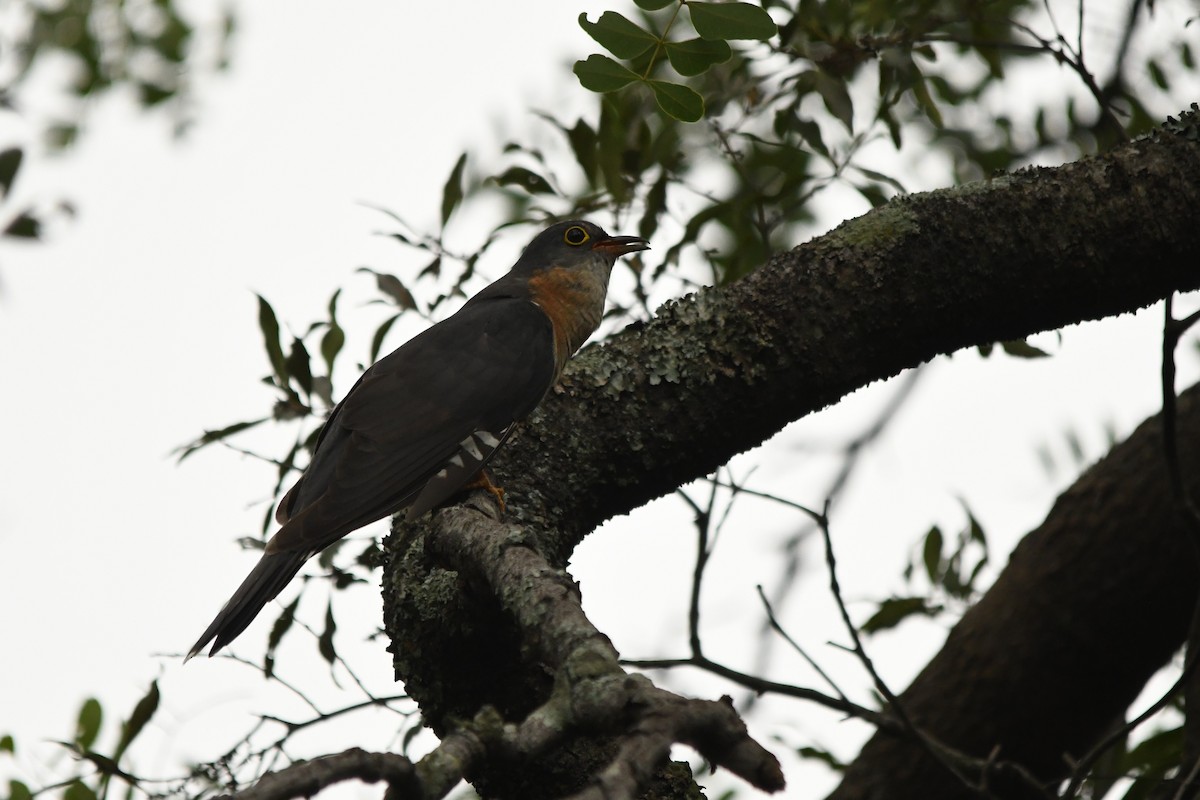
<box><xmin>563</xmin><ymin>225</ymin><xmax>590</xmax><ymax>246</ymax></box>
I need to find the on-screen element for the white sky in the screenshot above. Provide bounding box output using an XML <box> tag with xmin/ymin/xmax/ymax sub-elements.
<box><xmin>1</xmin><ymin>2</ymin><xmax>1198</xmax><ymax>799</ymax></box>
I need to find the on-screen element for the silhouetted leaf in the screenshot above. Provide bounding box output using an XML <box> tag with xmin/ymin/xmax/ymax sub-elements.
<box><xmin>264</xmin><ymin>596</ymin><xmax>300</xmax><ymax>678</ymax></box>
<box><xmin>174</xmin><ymin>417</ymin><xmax>269</xmax><ymax>462</ymax></box>
<box><xmin>440</xmin><ymin>152</ymin><xmax>467</xmax><ymax>226</ymax></box>
<box><xmin>634</xmin><ymin>0</ymin><xmax>675</xmax><ymax>8</ymax></box>
<box><xmin>922</xmin><ymin>526</ymin><xmax>943</xmax><ymax>584</ymax></box>
<box><xmin>493</xmin><ymin>167</ymin><xmax>556</xmax><ymax>195</ymax></box>
<box><xmin>0</xmin><ymin>735</ymin><xmax>13</xmax><ymax>753</ymax></box>
<box><xmin>257</xmin><ymin>295</ymin><xmax>290</xmax><ymax>391</ymax></box>
<box><xmin>574</xmin><ymin>54</ymin><xmax>640</xmax><ymax>92</ymax></box>
<box><xmin>321</xmin><ymin>289</ymin><xmax>344</xmax><ymax>375</ymax></box>
<box><xmin>370</xmin><ymin>313</ymin><xmax>401</xmax><ymax>363</ymax></box>
<box><xmin>8</xmin><ymin>781</ymin><xmax>32</xmax><ymax>800</ymax></box>
<box><xmin>74</xmin><ymin>699</ymin><xmax>102</xmax><ymax>751</ymax></box>
<box><xmin>688</xmin><ymin>2</ymin><xmax>777</xmax><ymax>41</ymax></box>
<box><xmin>861</xmin><ymin>596</ymin><xmax>938</xmax><ymax>633</ymax></box>
<box><xmin>665</xmin><ymin>37</ymin><xmax>732</xmax><ymax>76</ymax></box>
<box><xmin>356</xmin><ymin>267</ymin><xmax>416</xmax><ymax>310</ymax></box>
<box><xmin>318</xmin><ymin>599</ymin><xmax>337</xmax><ymax>664</ymax></box>
<box><xmin>648</xmin><ymin>80</ymin><xmax>704</xmax><ymax>122</ymax></box>
<box><xmin>63</xmin><ymin>782</ymin><xmax>95</xmax><ymax>800</ymax></box>
<box><xmin>112</xmin><ymin>681</ymin><xmax>159</xmax><ymax>762</ymax></box>
<box><xmin>3</xmin><ymin>211</ymin><xmax>41</xmax><ymax>239</ymax></box>
<box><xmin>1000</xmin><ymin>339</ymin><xmax>1051</xmax><ymax>358</ymax></box>
<box><xmin>579</xmin><ymin>11</ymin><xmax>657</xmax><ymax>60</ymax></box>
<box><xmin>285</xmin><ymin>337</ymin><xmax>313</xmax><ymax>396</ymax></box>
<box><xmin>0</xmin><ymin>149</ymin><xmax>21</xmax><ymax>198</ymax></box>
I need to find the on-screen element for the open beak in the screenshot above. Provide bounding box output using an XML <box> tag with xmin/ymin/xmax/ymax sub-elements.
<box><xmin>592</xmin><ymin>235</ymin><xmax>650</xmax><ymax>257</ymax></box>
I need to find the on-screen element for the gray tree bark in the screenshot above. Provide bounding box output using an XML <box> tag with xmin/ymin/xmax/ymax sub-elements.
<box><xmin>383</xmin><ymin>117</ymin><xmax>1200</xmax><ymax>798</ymax></box>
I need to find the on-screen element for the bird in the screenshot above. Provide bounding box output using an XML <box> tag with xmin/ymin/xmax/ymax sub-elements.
<box><xmin>186</xmin><ymin>220</ymin><xmax>649</xmax><ymax>660</ymax></box>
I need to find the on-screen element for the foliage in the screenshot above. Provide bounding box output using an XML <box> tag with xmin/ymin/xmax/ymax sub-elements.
<box><xmin>6</xmin><ymin>0</ymin><xmax>1200</xmax><ymax>798</ymax></box>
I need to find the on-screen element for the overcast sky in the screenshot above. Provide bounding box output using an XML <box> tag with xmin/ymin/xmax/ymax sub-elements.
<box><xmin>2</xmin><ymin>3</ymin><xmax>1198</xmax><ymax>799</ymax></box>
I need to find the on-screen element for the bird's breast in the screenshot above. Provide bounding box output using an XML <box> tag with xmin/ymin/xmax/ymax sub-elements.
<box><xmin>527</xmin><ymin>266</ymin><xmax>609</xmax><ymax>375</ymax></box>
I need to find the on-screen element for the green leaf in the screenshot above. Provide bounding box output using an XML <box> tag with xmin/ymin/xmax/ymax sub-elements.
<box><xmin>578</xmin><ymin>12</ymin><xmax>657</xmax><ymax>60</ymax></box>
<box><xmin>285</xmin><ymin>337</ymin><xmax>313</xmax><ymax>397</ymax></box>
<box><xmin>1000</xmin><ymin>339</ymin><xmax>1051</xmax><ymax>358</ymax></box>
<box><xmin>0</xmin><ymin>734</ymin><xmax>13</xmax><ymax>753</ymax></box>
<box><xmin>648</xmin><ymin>80</ymin><xmax>704</xmax><ymax>122</ymax></box>
<box><xmin>112</xmin><ymin>681</ymin><xmax>159</xmax><ymax>762</ymax></box>
<box><xmin>75</xmin><ymin>699</ymin><xmax>102</xmax><ymax>751</ymax></box>
<box><xmin>796</xmin><ymin>745</ymin><xmax>846</xmax><ymax>771</ymax></box>
<box><xmin>318</xmin><ymin>599</ymin><xmax>338</xmax><ymax>664</ymax></box>
<box><xmin>634</xmin><ymin>0</ymin><xmax>676</xmax><ymax>8</ymax></box>
<box><xmin>922</xmin><ymin>526</ymin><xmax>943</xmax><ymax>584</ymax></box>
<box><xmin>256</xmin><ymin>294</ymin><xmax>290</xmax><ymax>391</ymax></box>
<box><xmin>356</xmin><ymin>267</ymin><xmax>416</xmax><ymax>310</ymax></box>
<box><xmin>320</xmin><ymin>289</ymin><xmax>344</xmax><ymax>376</ymax></box>
<box><xmin>8</xmin><ymin>781</ymin><xmax>32</xmax><ymax>800</ymax></box>
<box><xmin>1147</xmin><ymin>59</ymin><xmax>1168</xmax><ymax>91</ymax></box>
<box><xmin>492</xmin><ymin>166</ymin><xmax>556</xmax><ymax>195</ymax></box>
<box><xmin>440</xmin><ymin>152</ymin><xmax>467</xmax><ymax>226</ymax></box>
<box><xmin>264</xmin><ymin>597</ymin><xmax>300</xmax><ymax>678</ymax></box>
<box><xmin>574</xmin><ymin>53</ymin><xmax>640</xmax><ymax>92</ymax></box>
<box><xmin>664</xmin><ymin>37</ymin><xmax>732</xmax><ymax>76</ymax></box>
<box><xmin>687</xmin><ymin>2</ymin><xmax>777</xmax><ymax>41</ymax></box>
<box><xmin>3</xmin><ymin>211</ymin><xmax>41</xmax><ymax>239</ymax></box>
<box><xmin>63</xmin><ymin>782</ymin><xmax>96</xmax><ymax>800</ymax></box>
<box><xmin>0</xmin><ymin>149</ymin><xmax>22</xmax><ymax>199</ymax></box>
<box><xmin>861</xmin><ymin>596</ymin><xmax>937</xmax><ymax>633</ymax></box>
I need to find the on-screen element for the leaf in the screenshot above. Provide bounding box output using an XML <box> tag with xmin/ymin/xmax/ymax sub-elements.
<box><xmin>492</xmin><ymin>166</ymin><xmax>556</xmax><ymax>195</ymax></box>
<box><xmin>0</xmin><ymin>149</ymin><xmax>21</xmax><ymax>199</ymax></box>
<box><xmin>796</xmin><ymin>745</ymin><xmax>846</xmax><ymax>771</ymax></box>
<box><xmin>634</xmin><ymin>0</ymin><xmax>675</xmax><ymax>8</ymax></box>
<box><xmin>8</xmin><ymin>781</ymin><xmax>32</xmax><ymax>800</ymax></box>
<box><xmin>356</xmin><ymin>267</ymin><xmax>416</xmax><ymax>310</ymax></box>
<box><xmin>664</xmin><ymin>37</ymin><xmax>732</xmax><ymax>76</ymax></box>
<box><xmin>687</xmin><ymin>2</ymin><xmax>777</xmax><ymax>41</ymax></box>
<box><xmin>648</xmin><ymin>80</ymin><xmax>704</xmax><ymax>122</ymax></box>
<box><xmin>74</xmin><ymin>699</ymin><xmax>102</xmax><ymax>751</ymax></box>
<box><xmin>318</xmin><ymin>599</ymin><xmax>338</xmax><ymax>664</ymax></box>
<box><xmin>370</xmin><ymin>313</ymin><xmax>401</xmax><ymax>363</ymax></box>
<box><xmin>922</xmin><ymin>526</ymin><xmax>944</xmax><ymax>584</ymax></box>
<box><xmin>565</xmin><ymin>117</ymin><xmax>598</xmax><ymax>184</ymax></box>
<box><xmin>256</xmin><ymin>294</ymin><xmax>290</xmax><ymax>391</ymax></box>
<box><xmin>285</xmin><ymin>337</ymin><xmax>313</xmax><ymax>396</ymax></box>
<box><xmin>3</xmin><ymin>211</ymin><xmax>41</xmax><ymax>239</ymax></box>
<box><xmin>321</xmin><ymin>289</ymin><xmax>344</xmax><ymax>376</ymax></box>
<box><xmin>440</xmin><ymin>152</ymin><xmax>467</xmax><ymax>226</ymax></box>
<box><xmin>573</xmin><ymin>54</ymin><xmax>640</xmax><ymax>92</ymax></box>
<box><xmin>264</xmin><ymin>597</ymin><xmax>300</xmax><ymax>678</ymax></box>
<box><xmin>112</xmin><ymin>681</ymin><xmax>159</xmax><ymax>762</ymax></box>
<box><xmin>815</xmin><ymin>72</ymin><xmax>854</xmax><ymax>131</ymax></box>
<box><xmin>0</xmin><ymin>734</ymin><xmax>13</xmax><ymax>753</ymax></box>
<box><xmin>578</xmin><ymin>12</ymin><xmax>657</xmax><ymax>60</ymax></box>
<box><xmin>1000</xmin><ymin>339</ymin><xmax>1051</xmax><ymax>358</ymax></box>
<box><xmin>173</xmin><ymin>417</ymin><xmax>269</xmax><ymax>462</ymax></box>
<box><xmin>63</xmin><ymin>782</ymin><xmax>96</xmax><ymax>800</ymax></box>
<box><xmin>861</xmin><ymin>596</ymin><xmax>937</xmax><ymax>633</ymax></box>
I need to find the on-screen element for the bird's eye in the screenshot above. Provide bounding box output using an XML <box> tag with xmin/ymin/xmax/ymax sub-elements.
<box><xmin>563</xmin><ymin>225</ymin><xmax>590</xmax><ymax>246</ymax></box>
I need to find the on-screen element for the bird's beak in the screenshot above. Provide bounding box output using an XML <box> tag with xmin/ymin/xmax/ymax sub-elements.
<box><xmin>592</xmin><ymin>235</ymin><xmax>650</xmax><ymax>257</ymax></box>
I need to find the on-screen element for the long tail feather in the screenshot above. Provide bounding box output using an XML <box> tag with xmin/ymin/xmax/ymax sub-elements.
<box><xmin>185</xmin><ymin>550</ymin><xmax>309</xmax><ymax>660</ymax></box>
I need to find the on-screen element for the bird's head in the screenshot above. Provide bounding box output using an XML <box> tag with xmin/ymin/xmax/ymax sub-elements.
<box><xmin>513</xmin><ymin>220</ymin><xmax>649</xmax><ymax>276</ymax></box>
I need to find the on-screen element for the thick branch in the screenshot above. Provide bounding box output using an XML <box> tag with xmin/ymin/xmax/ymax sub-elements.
<box><xmin>491</xmin><ymin>122</ymin><xmax>1200</xmax><ymax>558</ymax></box>
<box><xmin>827</xmin><ymin>380</ymin><xmax>1200</xmax><ymax>799</ymax></box>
